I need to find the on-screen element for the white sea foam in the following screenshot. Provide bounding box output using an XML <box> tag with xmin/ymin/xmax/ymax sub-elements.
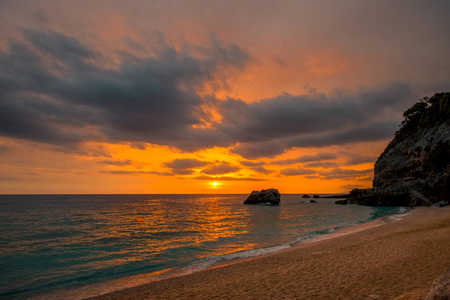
<box><xmin>385</xmin><ymin>207</ymin><xmax>414</xmax><ymax>222</ymax></box>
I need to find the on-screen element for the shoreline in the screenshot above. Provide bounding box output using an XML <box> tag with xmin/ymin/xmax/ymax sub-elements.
<box><xmin>33</xmin><ymin>202</ymin><xmax>397</xmax><ymax>300</ymax></box>
<box><xmin>88</xmin><ymin>207</ymin><xmax>450</xmax><ymax>299</ymax></box>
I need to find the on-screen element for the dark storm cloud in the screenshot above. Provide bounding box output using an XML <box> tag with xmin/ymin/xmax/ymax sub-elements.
<box><xmin>0</xmin><ymin>30</ymin><xmax>251</xmax><ymax>150</ymax></box>
<box><xmin>225</xmin><ymin>83</ymin><xmax>412</xmax><ymax>158</ymax></box>
<box><xmin>0</xmin><ymin>29</ymin><xmax>417</xmax><ymax>161</ymax></box>
<box><xmin>231</xmin><ymin>120</ymin><xmax>401</xmax><ymax>159</ymax></box>
<box><xmin>220</xmin><ymin>83</ymin><xmax>411</xmax><ymax>142</ymax></box>
<box><xmin>23</xmin><ymin>29</ymin><xmax>102</xmax><ymax>69</ymax></box>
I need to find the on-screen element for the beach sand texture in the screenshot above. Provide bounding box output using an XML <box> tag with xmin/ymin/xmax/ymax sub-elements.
<box><xmin>89</xmin><ymin>207</ymin><xmax>450</xmax><ymax>300</ymax></box>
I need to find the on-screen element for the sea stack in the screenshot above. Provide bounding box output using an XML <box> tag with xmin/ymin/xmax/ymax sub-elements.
<box><xmin>244</xmin><ymin>189</ymin><xmax>281</xmax><ymax>205</ymax></box>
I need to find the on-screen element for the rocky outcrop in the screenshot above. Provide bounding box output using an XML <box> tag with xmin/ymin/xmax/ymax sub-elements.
<box><xmin>244</xmin><ymin>189</ymin><xmax>281</xmax><ymax>205</ymax></box>
<box><xmin>348</xmin><ymin>93</ymin><xmax>450</xmax><ymax>206</ymax></box>
<box><xmin>371</xmin><ymin>122</ymin><xmax>450</xmax><ymax>205</ymax></box>
<box><xmin>425</xmin><ymin>268</ymin><xmax>450</xmax><ymax>300</ymax></box>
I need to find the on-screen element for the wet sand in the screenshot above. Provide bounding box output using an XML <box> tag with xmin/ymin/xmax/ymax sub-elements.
<box><xmin>88</xmin><ymin>207</ymin><xmax>450</xmax><ymax>300</ymax></box>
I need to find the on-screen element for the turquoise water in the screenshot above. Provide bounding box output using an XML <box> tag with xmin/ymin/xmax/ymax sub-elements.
<box><xmin>0</xmin><ymin>194</ymin><xmax>404</xmax><ymax>299</ymax></box>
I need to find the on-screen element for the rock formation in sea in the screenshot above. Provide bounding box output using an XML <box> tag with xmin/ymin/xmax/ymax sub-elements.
<box><xmin>347</xmin><ymin>92</ymin><xmax>450</xmax><ymax>206</ymax></box>
<box><xmin>244</xmin><ymin>189</ymin><xmax>281</xmax><ymax>205</ymax></box>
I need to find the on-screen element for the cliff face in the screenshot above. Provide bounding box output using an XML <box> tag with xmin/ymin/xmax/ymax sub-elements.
<box><xmin>373</xmin><ymin>122</ymin><xmax>450</xmax><ymax>203</ymax></box>
<box><xmin>348</xmin><ymin>92</ymin><xmax>450</xmax><ymax>206</ymax></box>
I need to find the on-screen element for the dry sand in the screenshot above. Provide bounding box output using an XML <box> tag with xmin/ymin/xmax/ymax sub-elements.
<box><xmin>88</xmin><ymin>207</ymin><xmax>450</xmax><ymax>300</ymax></box>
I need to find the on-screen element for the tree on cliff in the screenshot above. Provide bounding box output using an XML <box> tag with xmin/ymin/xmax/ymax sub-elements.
<box><xmin>380</xmin><ymin>92</ymin><xmax>450</xmax><ymax>159</ymax></box>
<box><xmin>348</xmin><ymin>92</ymin><xmax>449</xmax><ymax>206</ymax></box>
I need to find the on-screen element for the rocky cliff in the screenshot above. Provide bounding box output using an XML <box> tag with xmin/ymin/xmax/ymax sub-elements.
<box><xmin>348</xmin><ymin>92</ymin><xmax>450</xmax><ymax>206</ymax></box>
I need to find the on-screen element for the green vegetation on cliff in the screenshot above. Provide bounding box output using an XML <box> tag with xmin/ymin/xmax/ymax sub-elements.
<box><xmin>380</xmin><ymin>92</ymin><xmax>450</xmax><ymax>160</ymax></box>
<box><xmin>347</xmin><ymin>92</ymin><xmax>450</xmax><ymax>206</ymax></box>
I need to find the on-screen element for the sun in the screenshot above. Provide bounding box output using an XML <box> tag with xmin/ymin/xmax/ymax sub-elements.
<box><xmin>209</xmin><ymin>181</ymin><xmax>220</xmax><ymax>189</ymax></box>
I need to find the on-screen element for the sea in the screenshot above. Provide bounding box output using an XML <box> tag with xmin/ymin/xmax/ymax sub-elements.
<box><xmin>0</xmin><ymin>194</ymin><xmax>408</xmax><ymax>299</ymax></box>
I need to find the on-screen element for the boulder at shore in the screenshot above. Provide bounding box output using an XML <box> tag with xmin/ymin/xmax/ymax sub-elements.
<box><xmin>244</xmin><ymin>189</ymin><xmax>281</xmax><ymax>205</ymax></box>
<box><xmin>425</xmin><ymin>268</ymin><xmax>450</xmax><ymax>300</ymax></box>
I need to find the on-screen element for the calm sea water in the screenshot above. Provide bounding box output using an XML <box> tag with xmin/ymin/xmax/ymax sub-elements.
<box><xmin>0</xmin><ymin>194</ymin><xmax>405</xmax><ymax>299</ymax></box>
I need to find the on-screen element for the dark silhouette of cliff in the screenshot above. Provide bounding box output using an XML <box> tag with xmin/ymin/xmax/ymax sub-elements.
<box><xmin>348</xmin><ymin>92</ymin><xmax>450</xmax><ymax>206</ymax></box>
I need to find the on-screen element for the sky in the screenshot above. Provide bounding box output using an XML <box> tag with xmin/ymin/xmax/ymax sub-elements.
<box><xmin>1</xmin><ymin>0</ymin><xmax>449</xmax><ymax>194</ymax></box>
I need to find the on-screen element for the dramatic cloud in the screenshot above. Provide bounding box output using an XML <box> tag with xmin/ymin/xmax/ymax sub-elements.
<box><xmin>280</xmin><ymin>167</ymin><xmax>317</xmax><ymax>176</ymax></box>
<box><xmin>303</xmin><ymin>161</ymin><xmax>340</xmax><ymax>169</ymax></box>
<box><xmin>164</xmin><ymin>158</ymin><xmax>209</xmax><ymax>175</ymax></box>
<box><xmin>226</xmin><ymin>83</ymin><xmax>413</xmax><ymax>158</ymax></box>
<box><xmin>239</xmin><ymin>160</ymin><xmax>272</xmax><ymax>174</ymax></box>
<box><xmin>0</xmin><ymin>26</ymin><xmax>423</xmax><ymax>164</ymax></box>
<box><xmin>248</xmin><ymin>166</ymin><xmax>273</xmax><ymax>175</ymax></box>
<box><xmin>240</xmin><ymin>161</ymin><xmax>266</xmax><ymax>167</ymax></box>
<box><xmin>193</xmin><ymin>175</ymin><xmax>265</xmax><ymax>181</ymax></box>
<box><xmin>101</xmin><ymin>170</ymin><xmax>172</xmax><ymax>176</ymax></box>
<box><xmin>1</xmin><ymin>1</ymin><xmax>449</xmax><ymax>193</ymax></box>
<box><xmin>276</xmin><ymin>153</ymin><xmax>337</xmax><ymax>165</ymax></box>
<box><xmin>99</xmin><ymin>159</ymin><xmax>133</xmax><ymax>166</ymax></box>
<box><xmin>201</xmin><ymin>162</ymin><xmax>240</xmax><ymax>175</ymax></box>
<box><xmin>0</xmin><ymin>30</ymin><xmax>251</xmax><ymax>150</ymax></box>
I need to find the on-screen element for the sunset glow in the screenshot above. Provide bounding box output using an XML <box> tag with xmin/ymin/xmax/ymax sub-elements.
<box><xmin>0</xmin><ymin>1</ymin><xmax>449</xmax><ymax>194</ymax></box>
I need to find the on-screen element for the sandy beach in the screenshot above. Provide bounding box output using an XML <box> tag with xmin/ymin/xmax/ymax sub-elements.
<box><xmin>89</xmin><ymin>207</ymin><xmax>450</xmax><ymax>300</ymax></box>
